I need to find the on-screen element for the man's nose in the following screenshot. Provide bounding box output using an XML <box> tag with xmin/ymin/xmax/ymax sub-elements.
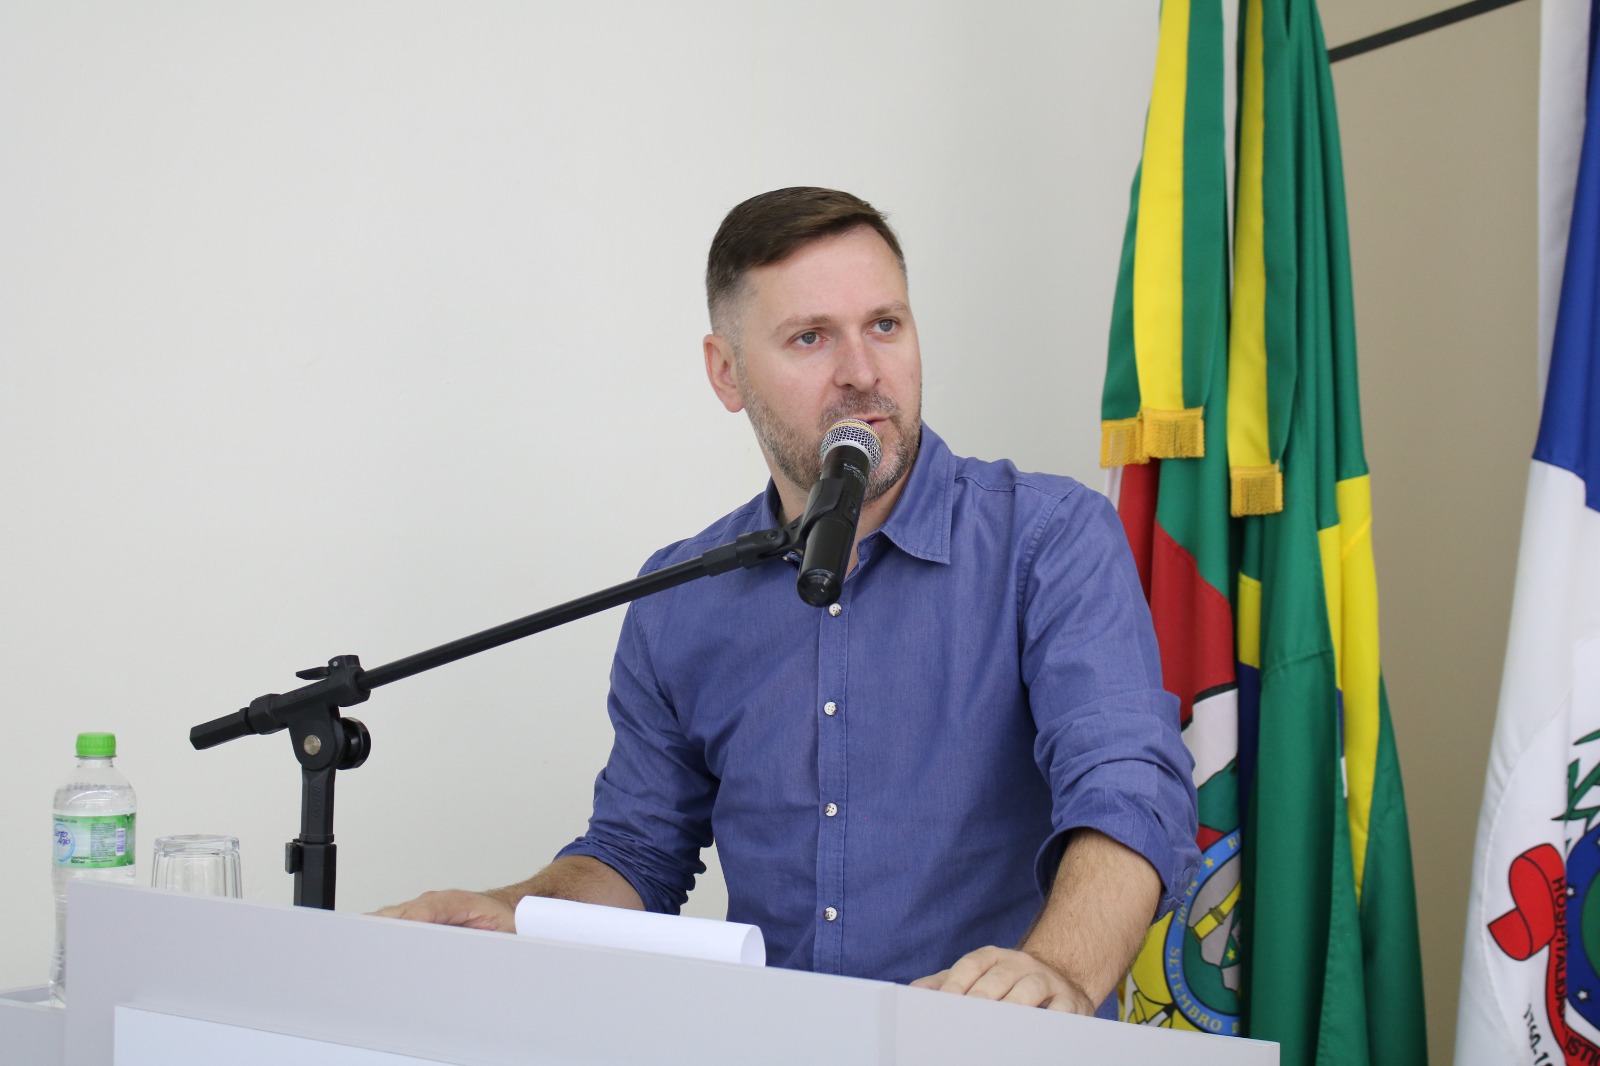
<box><xmin>832</xmin><ymin>333</ymin><xmax>879</xmax><ymax>391</ymax></box>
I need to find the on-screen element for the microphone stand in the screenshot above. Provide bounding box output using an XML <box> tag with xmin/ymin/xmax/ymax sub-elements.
<box><xmin>189</xmin><ymin>523</ymin><xmax>800</xmax><ymax>910</ymax></box>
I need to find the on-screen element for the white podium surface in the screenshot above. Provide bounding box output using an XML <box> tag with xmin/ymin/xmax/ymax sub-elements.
<box><xmin>64</xmin><ymin>880</ymin><xmax>1276</xmax><ymax>1066</ymax></box>
<box><xmin>0</xmin><ymin>984</ymin><xmax>66</xmax><ymax>1065</ymax></box>
<box><xmin>113</xmin><ymin>1006</ymin><xmax>451</xmax><ymax>1066</ymax></box>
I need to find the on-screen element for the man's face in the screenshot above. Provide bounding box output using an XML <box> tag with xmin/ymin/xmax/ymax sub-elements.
<box><xmin>707</xmin><ymin>226</ymin><xmax>923</xmax><ymax>504</ymax></box>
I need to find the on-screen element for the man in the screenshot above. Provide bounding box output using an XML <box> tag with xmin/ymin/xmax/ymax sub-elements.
<box><xmin>378</xmin><ymin>188</ymin><xmax>1198</xmax><ymax>1017</ymax></box>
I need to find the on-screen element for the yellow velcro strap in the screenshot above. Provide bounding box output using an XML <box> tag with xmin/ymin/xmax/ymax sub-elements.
<box><xmin>1100</xmin><ymin>417</ymin><xmax>1149</xmax><ymax>468</ymax></box>
<box><xmin>1231</xmin><ymin>464</ymin><xmax>1283</xmax><ymax>515</ymax></box>
<box><xmin>1142</xmin><ymin>407</ymin><xmax>1205</xmax><ymax>459</ymax></box>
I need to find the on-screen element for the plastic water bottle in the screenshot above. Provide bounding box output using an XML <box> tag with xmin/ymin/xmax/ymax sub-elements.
<box><xmin>49</xmin><ymin>732</ymin><xmax>136</xmax><ymax>1005</ymax></box>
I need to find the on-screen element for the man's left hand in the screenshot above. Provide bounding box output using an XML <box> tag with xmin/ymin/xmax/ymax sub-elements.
<box><xmin>910</xmin><ymin>946</ymin><xmax>1096</xmax><ymax>1014</ymax></box>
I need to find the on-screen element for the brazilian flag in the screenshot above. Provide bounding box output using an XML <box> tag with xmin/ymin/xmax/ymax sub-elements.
<box><xmin>1109</xmin><ymin>3</ymin><xmax>1428</xmax><ymax>1062</ymax></box>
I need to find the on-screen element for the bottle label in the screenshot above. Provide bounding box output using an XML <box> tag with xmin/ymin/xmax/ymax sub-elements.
<box><xmin>53</xmin><ymin>814</ymin><xmax>135</xmax><ymax>869</ymax></box>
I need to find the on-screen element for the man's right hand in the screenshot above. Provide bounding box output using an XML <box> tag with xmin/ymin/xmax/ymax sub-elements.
<box><xmin>370</xmin><ymin>889</ymin><xmax>517</xmax><ymax>932</ymax></box>
<box><xmin>370</xmin><ymin>857</ymin><xmax>644</xmax><ymax>932</ymax></box>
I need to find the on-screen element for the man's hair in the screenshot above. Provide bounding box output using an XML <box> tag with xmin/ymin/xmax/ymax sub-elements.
<box><xmin>705</xmin><ymin>187</ymin><xmax>905</xmax><ymax>340</ymax></box>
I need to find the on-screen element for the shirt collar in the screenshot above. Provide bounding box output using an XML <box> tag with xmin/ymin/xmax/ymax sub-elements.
<box><xmin>759</xmin><ymin>422</ymin><xmax>953</xmax><ymax>566</ymax></box>
<box><xmin>873</xmin><ymin>423</ymin><xmax>953</xmax><ymax>565</ymax></box>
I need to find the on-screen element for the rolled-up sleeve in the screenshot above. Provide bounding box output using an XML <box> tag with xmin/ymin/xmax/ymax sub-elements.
<box><xmin>555</xmin><ymin>589</ymin><xmax>716</xmax><ymax>914</ymax></box>
<box><xmin>1018</xmin><ymin>487</ymin><xmax>1199</xmax><ymax>916</ymax></box>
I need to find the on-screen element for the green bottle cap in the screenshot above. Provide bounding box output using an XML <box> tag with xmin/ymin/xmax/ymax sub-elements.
<box><xmin>76</xmin><ymin>732</ymin><xmax>116</xmax><ymax>758</ymax></box>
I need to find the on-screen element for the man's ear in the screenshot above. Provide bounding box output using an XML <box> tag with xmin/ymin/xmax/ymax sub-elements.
<box><xmin>704</xmin><ymin>333</ymin><xmax>745</xmax><ymax>413</ymax></box>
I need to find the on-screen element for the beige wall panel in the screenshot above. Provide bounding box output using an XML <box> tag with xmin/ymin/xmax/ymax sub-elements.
<box><xmin>1330</xmin><ymin>2</ymin><xmax>1540</xmax><ymax>1062</ymax></box>
<box><xmin>1321</xmin><ymin>2</ymin><xmax>1487</xmax><ymax>51</ymax></box>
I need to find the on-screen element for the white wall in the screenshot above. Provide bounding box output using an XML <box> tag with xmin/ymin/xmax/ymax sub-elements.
<box><xmin>0</xmin><ymin>1</ymin><xmax>1156</xmax><ymax>990</ymax></box>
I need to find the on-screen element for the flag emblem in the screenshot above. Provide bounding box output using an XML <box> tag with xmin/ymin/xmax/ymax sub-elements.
<box><xmin>1486</xmin><ymin>734</ymin><xmax>1600</xmax><ymax>1063</ymax></box>
<box><xmin>1162</xmin><ymin>826</ymin><xmax>1242</xmax><ymax>1035</ymax></box>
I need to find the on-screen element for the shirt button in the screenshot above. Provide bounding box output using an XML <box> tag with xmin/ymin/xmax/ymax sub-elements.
<box><xmin>823</xmin><ymin>802</ymin><xmax>838</xmax><ymax>817</ymax></box>
<box><xmin>828</xmin><ymin>603</ymin><xmax>842</xmax><ymax>617</ymax></box>
<box><xmin>823</xmin><ymin>701</ymin><xmax>838</xmax><ymax>716</ymax></box>
<box><xmin>823</xmin><ymin>907</ymin><xmax>838</xmax><ymax>922</ymax></box>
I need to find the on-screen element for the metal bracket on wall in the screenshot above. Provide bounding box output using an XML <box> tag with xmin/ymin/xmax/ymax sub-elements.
<box><xmin>1328</xmin><ymin>0</ymin><xmax>1533</xmax><ymax>64</ymax></box>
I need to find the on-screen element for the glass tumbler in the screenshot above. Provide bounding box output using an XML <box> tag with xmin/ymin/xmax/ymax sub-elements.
<box><xmin>150</xmin><ymin>835</ymin><xmax>242</xmax><ymax>897</ymax></box>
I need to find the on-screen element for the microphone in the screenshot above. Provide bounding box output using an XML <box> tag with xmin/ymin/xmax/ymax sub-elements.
<box><xmin>796</xmin><ymin>419</ymin><xmax>882</xmax><ymax>607</ymax></box>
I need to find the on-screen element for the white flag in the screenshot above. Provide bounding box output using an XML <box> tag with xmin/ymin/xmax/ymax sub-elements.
<box><xmin>1455</xmin><ymin>2</ymin><xmax>1600</xmax><ymax>1062</ymax></box>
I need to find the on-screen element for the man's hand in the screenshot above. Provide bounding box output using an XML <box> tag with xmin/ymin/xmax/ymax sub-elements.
<box><xmin>912</xmin><ymin>830</ymin><xmax>1160</xmax><ymax>1015</ymax></box>
<box><xmin>370</xmin><ymin>856</ymin><xmax>643</xmax><ymax>932</ymax></box>
<box><xmin>911</xmin><ymin>946</ymin><xmax>1097</xmax><ymax>1014</ymax></box>
<box><xmin>370</xmin><ymin>888</ymin><xmax>517</xmax><ymax>932</ymax></box>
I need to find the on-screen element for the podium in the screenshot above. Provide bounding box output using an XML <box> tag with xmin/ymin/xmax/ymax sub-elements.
<box><xmin>43</xmin><ymin>880</ymin><xmax>1274</xmax><ymax>1065</ymax></box>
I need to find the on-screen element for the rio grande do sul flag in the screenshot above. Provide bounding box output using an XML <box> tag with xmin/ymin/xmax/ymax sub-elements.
<box><xmin>1112</xmin><ymin>289</ymin><xmax>1240</xmax><ymax>1037</ymax></box>
<box><xmin>1108</xmin><ymin>0</ymin><xmax>1240</xmax><ymax>1039</ymax></box>
<box><xmin>1454</xmin><ymin>1</ymin><xmax>1600</xmax><ymax>1060</ymax></box>
<box><xmin>1099</xmin><ymin>0</ymin><xmax>1227</xmax><ymax>467</ymax></box>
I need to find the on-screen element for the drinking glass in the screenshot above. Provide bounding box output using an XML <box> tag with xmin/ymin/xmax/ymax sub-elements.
<box><xmin>151</xmin><ymin>835</ymin><xmax>242</xmax><ymax>897</ymax></box>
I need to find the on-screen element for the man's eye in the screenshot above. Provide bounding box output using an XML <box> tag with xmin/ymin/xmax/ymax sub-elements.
<box><xmin>797</xmin><ymin>330</ymin><xmax>820</xmax><ymax>346</ymax></box>
<box><xmin>875</xmin><ymin>318</ymin><xmax>898</xmax><ymax>334</ymax></box>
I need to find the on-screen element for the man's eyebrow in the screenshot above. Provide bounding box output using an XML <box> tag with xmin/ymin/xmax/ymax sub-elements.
<box><xmin>772</xmin><ymin>312</ymin><xmax>839</xmax><ymax>337</ymax></box>
<box><xmin>770</xmin><ymin>302</ymin><xmax>910</xmax><ymax>337</ymax></box>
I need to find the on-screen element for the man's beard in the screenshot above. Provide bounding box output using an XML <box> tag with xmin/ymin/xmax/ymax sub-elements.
<box><xmin>741</xmin><ymin>387</ymin><xmax>920</xmax><ymax>506</ymax></box>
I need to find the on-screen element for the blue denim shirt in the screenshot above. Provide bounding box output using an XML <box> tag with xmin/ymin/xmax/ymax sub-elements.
<box><xmin>559</xmin><ymin>425</ymin><xmax>1198</xmax><ymax>988</ymax></box>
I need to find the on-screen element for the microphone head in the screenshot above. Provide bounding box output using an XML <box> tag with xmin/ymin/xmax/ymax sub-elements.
<box><xmin>819</xmin><ymin>418</ymin><xmax>882</xmax><ymax>472</ymax></box>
